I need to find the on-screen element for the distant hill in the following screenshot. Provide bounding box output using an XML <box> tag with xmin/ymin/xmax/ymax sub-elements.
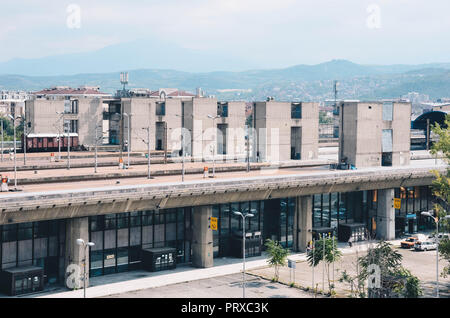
<box><xmin>1</xmin><ymin>60</ymin><xmax>450</xmax><ymax>101</ymax></box>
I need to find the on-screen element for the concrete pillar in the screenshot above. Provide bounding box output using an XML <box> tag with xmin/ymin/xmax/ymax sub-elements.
<box><xmin>376</xmin><ymin>189</ymin><xmax>395</xmax><ymax>240</ymax></box>
<box><xmin>293</xmin><ymin>196</ymin><xmax>313</xmax><ymax>252</ymax></box>
<box><xmin>192</xmin><ymin>205</ymin><xmax>213</xmax><ymax>268</ymax></box>
<box><xmin>64</xmin><ymin>217</ymin><xmax>90</xmax><ymax>289</ymax></box>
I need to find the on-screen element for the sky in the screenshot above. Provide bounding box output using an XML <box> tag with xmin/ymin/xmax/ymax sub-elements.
<box><xmin>1</xmin><ymin>0</ymin><xmax>449</xmax><ymax>70</ymax></box>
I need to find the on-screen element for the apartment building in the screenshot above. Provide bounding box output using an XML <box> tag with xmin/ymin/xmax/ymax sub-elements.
<box><xmin>26</xmin><ymin>87</ymin><xmax>111</xmax><ymax>147</ymax></box>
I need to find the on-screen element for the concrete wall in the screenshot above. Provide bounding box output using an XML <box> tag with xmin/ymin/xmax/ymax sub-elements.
<box><xmin>27</xmin><ymin>97</ymin><xmax>103</xmax><ymax>147</ymax></box>
<box><xmin>293</xmin><ymin>196</ymin><xmax>313</xmax><ymax>252</ymax></box>
<box><xmin>376</xmin><ymin>189</ymin><xmax>395</xmax><ymax>240</ymax></box>
<box><xmin>339</xmin><ymin>101</ymin><xmax>411</xmax><ymax>168</ymax></box>
<box><xmin>191</xmin><ymin>205</ymin><xmax>213</xmax><ymax>268</ymax></box>
<box><xmin>123</xmin><ymin>98</ymin><xmax>154</xmax><ymax>152</ymax></box>
<box><xmin>254</xmin><ymin>101</ymin><xmax>319</xmax><ymax>162</ymax></box>
<box><xmin>64</xmin><ymin>217</ymin><xmax>90</xmax><ymax>289</ymax></box>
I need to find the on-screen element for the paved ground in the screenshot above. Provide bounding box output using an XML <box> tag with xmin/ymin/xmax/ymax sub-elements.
<box><xmin>103</xmin><ymin>273</ymin><xmax>319</xmax><ymax>298</ymax></box>
<box><xmin>0</xmin><ymin>162</ymin><xmax>328</xmax><ymax>193</ymax></box>
<box><xmin>29</xmin><ymin>237</ymin><xmax>449</xmax><ymax>299</ymax></box>
<box><xmin>249</xmin><ymin>242</ymin><xmax>450</xmax><ymax>298</ymax></box>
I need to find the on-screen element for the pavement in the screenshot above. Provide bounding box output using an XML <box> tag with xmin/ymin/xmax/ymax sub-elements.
<box><xmin>0</xmin><ymin>160</ymin><xmax>330</xmax><ymax>193</ymax></box>
<box><xmin>24</xmin><ymin>238</ymin><xmax>411</xmax><ymax>299</ymax></box>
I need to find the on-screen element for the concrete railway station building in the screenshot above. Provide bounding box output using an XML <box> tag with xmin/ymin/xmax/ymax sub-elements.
<box><xmin>1</xmin><ymin>94</ymin><xmax>444</xmax><ymax>296</ymax></box>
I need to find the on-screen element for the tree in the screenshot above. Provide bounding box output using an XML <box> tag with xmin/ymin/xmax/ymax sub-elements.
<box><xmin>430</xmin><ymin>114</ymin><xmax>450</xmax><ymax>278</ymax></box>
<box><xmin>307</xmin><ymin>235</ymin><xmax>342</xmax><ymax>293</ymax></box>
<box><xmin>264</xmin><ymin>239</ymin><xmax>289</xmax><ymax>282</ymax></box>
<box><xmin>319</xmin><ymin>111</ymin><xmax>333</xmax><ymax>124</ymax></box>
<box><xmin>0</xmin><ymin>116</ymin><xmax>24</xmax><ymax>141</ymax></box>
<box><xmin>358</xmin><ymin>241</ymin><xmax>422</xmax><ymax>298</ymax></box>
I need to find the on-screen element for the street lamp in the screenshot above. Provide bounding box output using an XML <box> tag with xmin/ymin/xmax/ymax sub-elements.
<box><xmin>76</xmin><ymin>238</ymin><xmax>95</xmax><ymax>298</ymax></box>
<box><xmin>142</xmin><ymin>126</ymin><xmax>153</xmax><ymax>179</ymax></box>
<box><xmin>56</xmin><ymin>111</ymin><xmax>70</xmax><ymax>170</ymax></box>
<box><xmin>8</xmin><ymin>114</ymin><xmax>21</xmax><ymax>190</ymax></box>
<box><xmin>233</xmin><ymin>211</ymin><xmax>254</xmax><ymax>298</ymax></box>
<box><xmin>1</xmin><ymin>119</ymin><xmax>4</xmax><ymax>162</ymax></box>
<box><xmin>207</xmin><ymin>114</ymin><xmax>221</xmax><ymax>178</ymax></box>
<box><xmin>123</xmin><ymin>113</ymin><xmax>131</xmax><ymax>169</ymax></box>
<box><xmin>421</xmin><ymin>211</ymin><xmax>450</xmax><ymax>298</ymax></box>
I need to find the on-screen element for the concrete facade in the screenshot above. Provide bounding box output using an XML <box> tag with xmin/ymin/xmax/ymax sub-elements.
<box><xmin>339</xmin><ymin>101</ymin><xmax>411</xmax><ymax>168</ymax></box>
<box><xmin>376</xmin><ymin>189</ymin><xmax>396</xmax><ymax>240</ymax></box>
<box><xmin>293</xmin><ymin>196</ymin><xmax>313</xmax><ymax>252</ymax></box>
<box><xmin>191</xmin><ymin>205</ymin><xmax>213</xmax><ymax>268</ymax></box>
<box><xmin>27</xmin><ymin>95</ymin><xmax>104</xmax><ymax>147</ymax></box>
<box><xmin>64</xmin><ymin>217</ymin><xmax>90</xmax><ymax>288</ymax></box>
<box><xmin>253</xmin><ymin>101</ymin><xmax>319</xmax><ymax>162</ymax></box>
<box><xmin>183</xmin><ymin>98</ymin><xmax>246</xmax><ymax>160</ymax></box>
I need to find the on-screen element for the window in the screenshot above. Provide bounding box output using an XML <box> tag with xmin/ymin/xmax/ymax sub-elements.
<box><xmin>156</xmin><ymin>102</ymin><xmax>166</xmax><ymax>116</ymax></box>
<box><xmin>217</xmin><ymin>102</ymin><xmax>228</xmax><ymax>118</ymax></box>
<box><xmin>382</xmin><ymin>102</ymin><xmax>393</xmax><ymax>121</ymax></box>
<box><xmin>291</xmin><ymin>103</ymin><xmax>302</xmax><ymax>119</ymax></box>
<box><xmin>382</xmin><ymin>129</ymin><xmax>393</xmax><ymax>152</ymax></box>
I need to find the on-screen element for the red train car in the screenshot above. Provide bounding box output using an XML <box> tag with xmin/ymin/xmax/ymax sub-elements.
<box><xmin>23</xmin><ymin>133</ymin><xmax>79</xmax><ymax>152</ymax></box>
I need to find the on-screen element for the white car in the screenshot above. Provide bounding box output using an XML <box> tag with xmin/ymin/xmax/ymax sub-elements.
<box><xmin>414</xmin><ymin>241</ymin><xmax>437</xmax><ymax>251</ymax></box>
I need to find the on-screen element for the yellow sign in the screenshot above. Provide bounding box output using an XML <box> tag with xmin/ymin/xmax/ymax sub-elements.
<box><xmin>394</xmin><ymin>198</ymin><xmax>401</xmax><ymax>210</ymax></box>
<box><xmin>210</xmin><ymin>217</ymin><xmax>218</xmax><ymax>231</ymax></box>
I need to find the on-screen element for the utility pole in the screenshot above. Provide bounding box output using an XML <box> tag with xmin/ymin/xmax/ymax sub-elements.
<box><xmin>23</xmin><ymin>117</ymin><xmax>27</xmax><ymax>165</ymax></box>
<box><xmin>164</xmin><ymin>121</ymin><xmax>168</xmax><ymax>164</ymax></box>
<box><xmin>67</xmin><ymin>118</ymin><xmax>71</xmax><ymax>170</ymax></box>
<box><xmin>142</xmin><ymin>126</ymin><xmax>152</xmax><ymax>179</ymax></box>
<box><xmin>182</xmin><ymin>131</ymin><xmax>185</xmax><ymax>182</ymax></box>
<box><xmin>147</xmin><ymin>126</ymin><xmax>151</xmax><ymax>179</ymax></box>
<box><xmin>246</xmin><ymin>126</ymin><xmax>250</xmax><ymax>173</ymax></box>
<box><xmin>1</xmin><ymin>120</ymin><xmax>3</xmax><ymax>162</ymax></box>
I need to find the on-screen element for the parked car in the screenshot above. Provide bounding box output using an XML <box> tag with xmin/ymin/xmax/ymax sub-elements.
<box><xmin>414</xmin><ymin>241</ymin><xmax>437</xmax><ymax>251</ymax></box>
<box><xmin>401</xmin><ymin>237</ymin><xmax>419</xmax><ymax>248</ymax></box>
<box><xmin>428</xmin><ymin>233</ymin><xmax>449</xmax><ymax>243</ymax></box>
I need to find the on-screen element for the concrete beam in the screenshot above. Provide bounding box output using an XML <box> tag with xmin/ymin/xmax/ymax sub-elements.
<box><xmin>0</xmin><ymin>165</ymin><xmax>444</xmax><ymax>225</ymax></box>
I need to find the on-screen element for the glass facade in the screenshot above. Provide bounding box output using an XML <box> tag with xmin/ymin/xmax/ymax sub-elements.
<box><xmin>312</xmin><ymin>186</ymin><xmax>435</xmax><ymax>241</ymax></box>
<box><xmin>212</xmin><ymin>198</ymin><xmax>295</xmax><ymax>256</ymax></box>
<box><xmin>89</xmin><ymin>208</ymin><xmax>192</xmax><ymax>277</ymax></box>
<box><xmin>0</xmin><ymin>220</ymin><xmax>66</xmax><ymax>285</ymax></box>
<box><xmin>395</xmin><ymin>186</ymin><xmax>434</xmax><ymax>236</ymax></box>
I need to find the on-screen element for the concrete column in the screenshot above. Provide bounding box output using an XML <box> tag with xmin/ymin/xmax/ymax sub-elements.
<box><xmin>293</xmin><ymin>196</ymin><xmax>313</xmax><ymax>252</ymax></box>
<box><xmin>376</xmin><ymin>189</ymin><xmax>395</xmax><ymax>240</ymax></box>
<box><xmin>192</xmin><ymin>205</ymin><xmax>213</xmax><ymax>268</ymax></box>
<box><xmin>64</xmin><ymin>217</ymin><xmax>90</xmax><ymax>289</ymax></box>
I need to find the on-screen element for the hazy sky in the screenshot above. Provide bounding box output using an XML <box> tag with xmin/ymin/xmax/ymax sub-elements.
<box><xmin>1</xmin><ymin>0</ymin><xmax>449</xmax><ymax>68</ymax></box>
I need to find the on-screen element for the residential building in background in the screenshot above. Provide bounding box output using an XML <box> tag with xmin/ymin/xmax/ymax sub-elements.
<box><xmin>26</xmin><ymin>86</ymin><xmax>111</xmax><ymax>147</ymax></box>
<box><xmin>0</xmin><ymin>90</ymin><xmax>30</xmax><ymax>118</ymax></box>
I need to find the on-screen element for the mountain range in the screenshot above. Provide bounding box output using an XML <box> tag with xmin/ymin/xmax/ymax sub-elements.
<box><xmin>1</xmin><ymin>57</ymin><xmax>450</xmax><ymax>102</ymax></box>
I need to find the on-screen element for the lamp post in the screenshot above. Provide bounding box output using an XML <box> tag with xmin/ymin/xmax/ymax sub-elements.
<box><xmin>23</xmin><ymin>116</ymin><xmax>27</xmax><ymax>166</ymax></box>
<box><xmin>8</xmin><ymin>114</ymin><xmax>21</xmax><ymax>189</ymax></box>
<box><xmin>1</xmin><ymin>119</ymin><xmax>3</xmax><ymax>162</ymax></box>
<box><xmin>142</xmin><ymin>126</ymin><xmax>152</xmax><ymax>179</ymax></box>
<box><xmin>246</xmin><ymin>125</ymin><xmax>251</xmax><ymax>173</ymax></box>
<box><xmin>56</xmin><ymin>111</ymin><xmax>70</xmax><ymax>170</ymax></box>
<box><xmin>421</xmin><ymin>211</ymin><xmax>450</xmax><ymax>298</ymax></box>
<box><xmin>94</xmin><ymin>124</ymin><xmax>104</xmax><ymax>174</ymax></box>
<box><xmin>123</xmin><ymin>113</ymin><xmax>131</xmax><ymax>169</ymax></box>
<box><xmin>76</xmin><ymin>238</ymin><xmax>95</xmax><ymax>299</ymax></box>
<box><xmin>233</xmin><ymin>211</ymin><xmax>254</xmax><ymax>298</ymax></box>
<box><xmin>207</xmin><ymin>114</ymin><xmax>221</xmax><ymax>178</ymax></box>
